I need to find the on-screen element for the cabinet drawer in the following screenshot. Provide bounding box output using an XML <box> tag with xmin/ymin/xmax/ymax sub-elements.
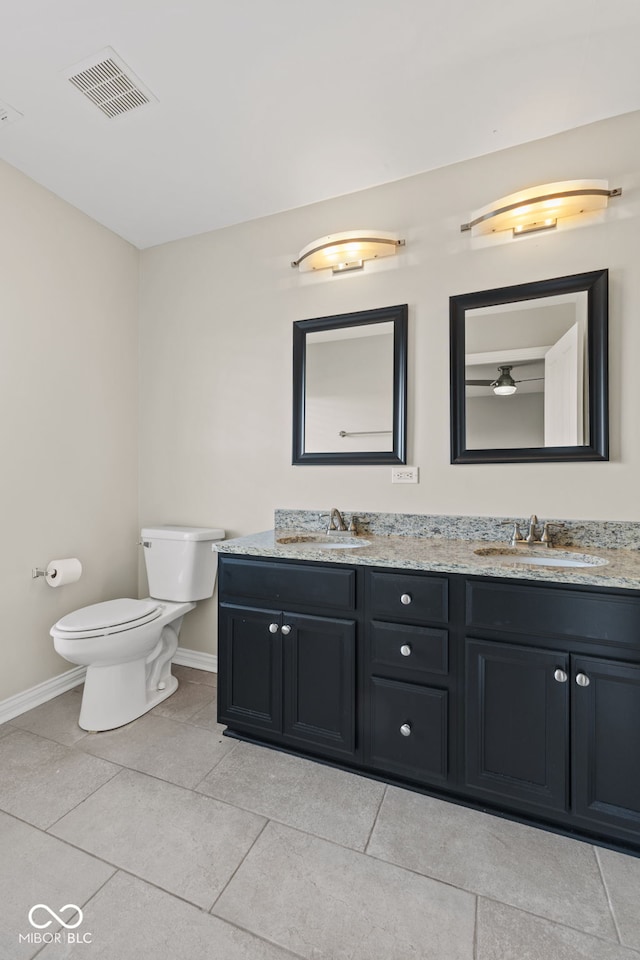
<box><xmin>369</xmin><ymin>621</ymin><xmax>448</xmax><ymax>680</ymax></box>
<box><xmin>367</xmin><ymin>677</ymin><xmax>448</xmax><ymax>783</ymax></box>
<box><xmin>467</xmin><ymin>579</ymin><xmax>640</xmax><ymax>647</ymax></box>
<box><xmin>219</xmin><ymin>557</ymin><xmax>355</xmax><ymax>612</ymax></box>
<box><xmin>369</xmin><ymin>571</ymin><xmax>448</xmax><ymax>624</ymax></box>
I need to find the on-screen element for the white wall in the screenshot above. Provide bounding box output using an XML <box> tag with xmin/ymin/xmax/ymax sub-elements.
<box><xmin>139</xmin><ymin>110</ymin><xmax>640</xmax><ymax>654</ymax></box>
<box><xmin>0</xmin><ymin>159</ymin><xmax>139</xmax><ymax>700</ymax></box>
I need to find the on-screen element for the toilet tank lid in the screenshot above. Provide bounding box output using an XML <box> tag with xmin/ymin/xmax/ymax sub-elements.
<box><xmin>141</xmin><ymin>525</ymin><xmax>225</xmax><ymax>542</ymax></box>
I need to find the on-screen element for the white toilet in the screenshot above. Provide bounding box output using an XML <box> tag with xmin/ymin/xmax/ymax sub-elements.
<box><xmin>50</xmin><ymin>525</ymin><xmax>224</xmax><ymax>732</ymax></box>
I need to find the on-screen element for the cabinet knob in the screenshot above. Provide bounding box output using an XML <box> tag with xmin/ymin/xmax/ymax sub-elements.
<box><xmin>268</xmin><ymin>623</ymin><xmax>279</xmax><ymax>634</ymax></box>
<box><xmin>400</xmin><ymin>723</ymin><xmax>412</xmax><ymax>737</ymax></box>
<box><xmin>554</xmin><ymin>669</ymin><xmax>568</xmax><ymax>683</ymax></box>
<box><xmin>575</xmin><ymin>672</ymin><xmax>591</xmax><ymax>687</ymax></box>
<box><xmin>400</xmin><ymin>644</ymin><xmax>412</xmax><ymax>657</ymax></box>
<box><xmin>281</xmin><ymin>624</ymin><xmax>292</xmax><ymax>635</ymax></box>
<box><xmin>400</xmin><ymin>593</ymin><xmax>412</xmax><ymax>605</ymax></box>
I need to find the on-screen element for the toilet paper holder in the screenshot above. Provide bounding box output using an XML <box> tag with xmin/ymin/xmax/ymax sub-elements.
<box><xmin>32</xmin><ymin>567</ymin><xmax>49</xmax><ymax>579</ymax></box>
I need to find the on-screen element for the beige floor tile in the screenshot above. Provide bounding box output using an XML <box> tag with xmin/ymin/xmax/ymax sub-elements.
<box><xmin>597</xmin><ymin>847</ymin><xmax>640</xmax><ymax>950</ymax></box>
<box><xmin>0</xmin><ymin>729</ymin><xmax>119</xmax><ymax>829</ymax></box>
<box><xmin>367</xmin><ymin>786</ymin><xmax>617</xmax><ymax>941</ymax></box>
<box><xmin>172</xmin><ymin>664</ymin><xmax>217</xmax><ymax>687</ymax></box>
<box><xmin>38</xmin><ymin>871</ymin><xmax>303</xmax><ymax>960</ymax></box>
<box><xmin>477</xmin><ymin>897</ymin><xmax>639</xmax><ymax>959</ymax></box>
<box><xmin>213</xmin><ymin>820</ymin><xmax>476</xmax><ymax>960</ymax></box>
<box><xmin>0</xmin><ymin>810</ymin><xmax>115</xmax><ymax>959</ymax></box>
<box><xmin>152</xmin><ymin>679</ymin><xmax>216</xmax><ymax>721</ymax></box>
<box><xmin>197</xmin><ymin>741</ymin><xmax>385</xmax><ymax>850</ymax></box>
<box><xmin>9</xmin><ymin>690</ymin><xmax>89</xmax><ymax>746</ymax></box>
<box><xmin>79</xmin><ymin>712</ymin><xmax>232</xmax><ymax>788</ymax></box>
<box><xmin>50</xmin><ymin>768</ymin><xmax>266</xmax><ymax>909</ymax></box>
<box><xmin>186</xmin><ymin>694</ymin><xmax>226</xmax><ymax>734</ymax></box>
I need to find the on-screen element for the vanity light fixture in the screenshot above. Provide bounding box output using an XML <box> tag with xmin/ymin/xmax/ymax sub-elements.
<box><xmin>291</xmin><ymin>230</ymin><xmax>405</xmax><ymax>273</ymax></box>
<box><xmin>460</xmin><ymin>180</ymin><xmax>622</xmax><ymax>238</ymax></box>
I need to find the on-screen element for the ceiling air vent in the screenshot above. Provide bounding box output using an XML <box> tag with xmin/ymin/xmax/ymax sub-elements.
<box><xmin>64</xmin><ymin>47</ymin><xmax>157</xmax><ymax>118</ymax></box>
<box><xmin>0</xmin><ymin>99</ymin><xmax>23</xmax><ymax>127</ymax></box>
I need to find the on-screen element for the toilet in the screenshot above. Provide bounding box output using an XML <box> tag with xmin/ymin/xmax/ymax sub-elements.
<box><xmin>50</xmin><ymin>525</ymin><xmax>224</xmax><ymax>732</ymax></box>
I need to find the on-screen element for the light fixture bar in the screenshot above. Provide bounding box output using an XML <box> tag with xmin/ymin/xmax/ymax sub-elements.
<box><xmin>291</xmin><ymin>231</ymin><xmax>405</xmax><ymax>273</ymax></box>
<box><xmin>460</xmin><ymin>180</ymin><xmax>622</xmax><ymax>238</ymax></box>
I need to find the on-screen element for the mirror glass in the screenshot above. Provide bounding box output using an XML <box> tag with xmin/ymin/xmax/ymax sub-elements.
<box><xmin>450</xmin><ymin>271</ymin><xmax>608</xmax><ymax>463</ymax></box>
<box><xmin>293</xmin><ymin>305</ymin><xmax>407</xmax><ymax>465</ymax></box>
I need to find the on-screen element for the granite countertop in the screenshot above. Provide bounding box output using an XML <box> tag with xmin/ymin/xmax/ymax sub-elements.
<box><xmin>217</xmin><ymin>529</ymin><xmax>640</xmax><ymax>591</ymax></box>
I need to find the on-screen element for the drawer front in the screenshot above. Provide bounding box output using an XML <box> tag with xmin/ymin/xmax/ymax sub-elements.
<box><xmin>367</xmin><ymin>677</ymin><xmax>449</xmax><ymax>784</ymax></box>
<box><xmin>467</xmin><ymin>579</ymin><xmax>640</xmax><ymax>647</ymax></box>
<box><xmin>369</xmin><ymin>621</ymin><xmax>448</xmax><ymax>680</ymax></box>
<box><xmin>219</xmin><ymin>557</ymin><xmax>355</xmax><ymax>612</ymax></box>
<box><xmin>369</xmin><ymin>571</ymin><xmax>448</xmax><ymax>624</ymax></box>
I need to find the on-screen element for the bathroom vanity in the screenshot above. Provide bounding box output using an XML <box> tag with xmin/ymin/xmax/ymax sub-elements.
<box><xmin>217</xmin><ymin>518</ymin><xmax>640</xmax><ymax>855</ymax></box>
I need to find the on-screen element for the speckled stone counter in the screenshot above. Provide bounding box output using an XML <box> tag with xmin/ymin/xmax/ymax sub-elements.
<box><xmin>217</xmin><ymin>512</ymin><xmax>640</xmax><ymax>591</ymax></box>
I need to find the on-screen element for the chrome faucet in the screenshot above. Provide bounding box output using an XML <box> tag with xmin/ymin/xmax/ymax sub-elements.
<box><xmin>327</xmin><ymin>507</ymin><xmax>348</xmax><ymax>534</ymax></box>
<box><xmin>502</xmin><ymin>515</ymin><xmax>565</xmax><ymax>547</ymax></box>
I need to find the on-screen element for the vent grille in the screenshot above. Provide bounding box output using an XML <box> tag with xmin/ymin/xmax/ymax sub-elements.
<box><xmin>0</xmin><ymin>99</ymin><xmax>23</xmax><ymax>127</ymax></box>
<box><xmin>65</xmin><ymin>48</ymin><xmax>157</xmax><ymax>118</ymax></box>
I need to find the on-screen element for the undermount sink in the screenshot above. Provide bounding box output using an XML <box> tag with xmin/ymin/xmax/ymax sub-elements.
<box><xmin>276</xmin><ymin>534</ymin><xmax>371</xmax><ymax>550</ymax></box>
<box><xmin>473</xmin><ymin>546</ymin><xmax>608</xmax><ymax>569</ymax></box>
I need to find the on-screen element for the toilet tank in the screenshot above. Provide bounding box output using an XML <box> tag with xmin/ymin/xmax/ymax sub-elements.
<box><xmin>141</xmin><ymin>525</ymin><xmax>225</xmax><ymax>602</ymax></box>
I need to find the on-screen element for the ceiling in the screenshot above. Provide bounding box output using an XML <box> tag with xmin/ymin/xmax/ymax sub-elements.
<box><xmin>1</xmin><ymin>0</ymin><xmax>639</xmax><ymax>249</ymax></box>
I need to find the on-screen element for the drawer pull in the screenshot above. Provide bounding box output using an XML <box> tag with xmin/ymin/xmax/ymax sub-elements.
<box><xmin>554</xmin><ymin>669</ymin><xmax>568</xmax><ymax>683</ymax></box>
<box><xmin>268</xmin><ymin>623</ymin><xmax>279</xmax><ymax>634</ymax></box>
<box><xmin>400</xmin><ymin>644</ymin><xmax>412</xmax><ymax>657</ymax></box>
<box><xmin>400</xmin><ymin>593</ymin><xmax>412</xmax><ymax>605</ymax></box>
<box><xmin>400</xmin><ymin>723</ymin><xmax>412</xmax><ymax>737</ymax></box>
<box><xmin>576</xmin><ymin>672</ymin><xmax>591</xmax><ymax>687</ymax></box>
<box><xmin>281</xmin><ymin>624</ymin><xmax>292</xmax><ymax>636</ymax></box>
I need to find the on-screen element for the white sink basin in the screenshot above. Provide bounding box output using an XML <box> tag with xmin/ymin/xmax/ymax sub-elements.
<box><xmin>276</xmin><ymin>534</ymin><xmax>371</xmax><ymax>550</ymax></box>
<box><xmin>473</xmin><ymin>547</ymin><xmax>608</xmax><ymax>569</ymax></box>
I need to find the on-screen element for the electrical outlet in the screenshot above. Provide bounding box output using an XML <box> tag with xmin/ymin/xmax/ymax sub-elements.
<box><xmin>391</xmin><ymin>466</ymin><xmax>419</xmax><ymax>483</ymax></box>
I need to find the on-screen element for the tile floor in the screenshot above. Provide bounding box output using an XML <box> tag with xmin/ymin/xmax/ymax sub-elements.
<box><xmin>1</xmin><ymin>665</ymin><xmax>639</xmax><ymax>959</ymax></box>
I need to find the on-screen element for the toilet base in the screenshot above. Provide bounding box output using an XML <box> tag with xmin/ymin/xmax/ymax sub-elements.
<box><xmin>79</xmin><ymin>666</ymin><xmax>179</xmax><ymax>732</ymax></box>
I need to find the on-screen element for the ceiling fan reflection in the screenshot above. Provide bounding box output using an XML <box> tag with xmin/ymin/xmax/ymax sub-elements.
<box><xmin>465</xmin><ymin>364</ymin><xmax>544</xmax><ymax>396</ymax></box>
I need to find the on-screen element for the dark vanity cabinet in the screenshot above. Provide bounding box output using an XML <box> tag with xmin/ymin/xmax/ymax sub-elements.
<box><xmin>218</xmin><ymin>558</ymin><xmax>357</xmax><ymax>760</ymax></box>
<box><xmin>363</xmin><ymin>571</ymin><xmax>455</xmax><ymax>788</ymax></box>
<box><xmin>464</xmin><ymin>579</ymin><xmax>640</xmax><ymax>847</ymax></box>
<box><xmin>218</xmin><ymin>553</ymin><xmax>640</xmax><ymax>853</ymax></box>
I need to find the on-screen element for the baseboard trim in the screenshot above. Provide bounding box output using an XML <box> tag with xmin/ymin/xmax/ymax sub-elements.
<box><xmin>173</xmin><ymin>647</ymin><xmax>218</xmax><ymax>673</ymax></box>
<box><xmin>0</xmin><ymin>666</ymin><xmax>86</xmax><ymax>725</ymax></box>
<box><xmin>0</xmin><ymin>647</ymin><xmax>217</xmax><ymax>725</ymax></box>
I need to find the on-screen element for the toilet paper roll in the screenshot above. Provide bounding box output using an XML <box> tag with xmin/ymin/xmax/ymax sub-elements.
<box><xmin>46</xmin><ymin>558</ymin><xmax>82</xmax><ymax>588</ymax></box>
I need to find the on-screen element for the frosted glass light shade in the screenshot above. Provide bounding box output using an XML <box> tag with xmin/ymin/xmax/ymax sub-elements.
<box><xmin>292</xmin><ymin>230</ymin><xmax>405</xmax><ymax>273</ymax></box>
<box><xmin>461</xmin><ymin>180</ymin><xmax>621</xmax><ymax>238</ymax></box>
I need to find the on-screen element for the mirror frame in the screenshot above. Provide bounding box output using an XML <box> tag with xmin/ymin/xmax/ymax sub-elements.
<box><xmin>292</xmin><ymin>304</ymin><xmax>408</xmax><ymax>465</ymax></box>
<box><xmin>450</xmin><ymin>269</ymin><xmax>609</xmax><ymax>464</ymax></box>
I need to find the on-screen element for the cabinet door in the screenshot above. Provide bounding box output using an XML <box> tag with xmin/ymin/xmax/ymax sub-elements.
<box><xmin>218</xmin><ymin>603</ymin><xmax>282</xmax><ymax>735</ymax></box>
<box><xmin>465</xmin><ymin>639</ymin><xmax>569</xmax><ymax>812</ymax></box>
<box><xmin>367</xmin><ymin>677</ymin><xmax>449</xmax><ymax>785</ymax></box>
<box><xmin>572</xmin><ymin>656</ymin><xmax>640</xmax><ymax>836</ymax></box>
<box><xmin>282</xmin><ymin>613</ymin><xmax>356</xmax><ymax>758</ymax></box>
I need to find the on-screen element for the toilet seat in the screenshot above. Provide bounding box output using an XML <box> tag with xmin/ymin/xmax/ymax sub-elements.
<box><xmin>53</xmin><ymin>598</ymin><xmax>162</xmax><ymax>639</ymax></box>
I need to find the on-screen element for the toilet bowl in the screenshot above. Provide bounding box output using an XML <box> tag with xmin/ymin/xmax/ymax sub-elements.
<box><xmin>51</xmin><ymin>525</ymin><xmax>224</xmax><ymax>731</ymax></box>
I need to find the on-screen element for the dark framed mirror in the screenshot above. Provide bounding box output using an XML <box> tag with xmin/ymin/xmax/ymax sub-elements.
<box><xmin>450</xmin><ymin>270</ymin><xmax>608</xmax><ymax>464</ymax></box>
<box><xmin>293</xmin><ymin>304</ymin><xmax>407</xmax><ymax>465</ymax></box>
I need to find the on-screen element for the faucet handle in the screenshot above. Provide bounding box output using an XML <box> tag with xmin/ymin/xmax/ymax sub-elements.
<box><xmin>541</xmin><ymin>521</ymin><xmax>565</xmax><ymax>545</ymax></box>
<box><xmin>501</xmin><ymin>520</ymin><xmax>525</xmax><ymax>544</ymax></box>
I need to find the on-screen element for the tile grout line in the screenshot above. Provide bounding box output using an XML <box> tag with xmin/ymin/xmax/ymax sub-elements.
<box><xmin>207</xmin><ymin>817</ymin><xmax>270</xmax><ymax>914</ymax></box>
<box><xmin>593</xmin><ymin>845</ymin><xmax>624</xmax><ymax>946</ymax></box>
<box><xmin>363</xmin><ymin>783</ymin><xmax>388</xmax><ymax>854</ymax></box>
<box><xmin>473</xmin><ymin>894</ymin><xmax>479</xmax><ymax>960</ymax></box>
<box><xmin>190</xmin><ymin>739</ymin><xmax>240</xmax><ymax>791</ymax></box>
<box><xmin>42</xmin><ymin>763</ymin><xmax>125</xmax><ymax>833</ymax></box>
